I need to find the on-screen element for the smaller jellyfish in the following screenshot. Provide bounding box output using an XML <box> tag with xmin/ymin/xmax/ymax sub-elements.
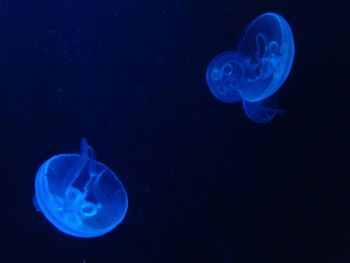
<box><xmin>33</xmin><ymin>139</ymin><xmax>128</xmax><ymax>238</ymax></box>
<box><xmin>242</xmin><ymin>96</ymin><xmax>280</xmax><ymax>124</ymax></box>
<box><xmin>206</xmin><ymin>12</ymin><xmax>295</xmax><ymax>123</ymax></box>
<box><xmin>206</xmin><ymin>51</ymin><xmax>244</xmax><ymax>103</ymax></box>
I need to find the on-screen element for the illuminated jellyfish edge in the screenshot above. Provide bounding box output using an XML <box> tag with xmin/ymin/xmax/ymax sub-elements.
<box><xmin>34</xmin><ymin>154</ymin><xmax>128</xmax><ymax>238</ymax></box>
<box><xmin>274</xmin><ymin>13</ymin><xmax>295</xmax><ymax>90</ymax></box>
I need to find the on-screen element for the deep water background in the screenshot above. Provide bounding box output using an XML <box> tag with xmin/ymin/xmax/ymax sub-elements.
<box><xmin>0</xmin><ymin>0</ymin><xmax>349</xmax><ymax>262</ymax></box>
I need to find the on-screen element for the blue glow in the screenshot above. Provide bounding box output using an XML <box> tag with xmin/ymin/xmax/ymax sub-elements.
<box><xmin>206</xmin><ymin>12</ymin><xmax>295</xmax><ymax>123</ymax></box>
<box><xmin>33</xmin><ymin>139</ymin><xmax>128</xmax><ymax>238</ymax></box>
<box><xmin>243</xmin><ymin>97</ymin><xmax>278</xmax><ymax>124</ymax></box>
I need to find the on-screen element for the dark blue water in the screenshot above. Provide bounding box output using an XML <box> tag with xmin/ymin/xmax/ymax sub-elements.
<box><xmin>1</xmin><ymin>0</ymin><xmax>349</xmax><ymax>262</ymax></box>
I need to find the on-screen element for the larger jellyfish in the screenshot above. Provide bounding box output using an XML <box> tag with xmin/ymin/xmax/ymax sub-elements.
<box><xmin>206</xmin><ymin>12</ymin><xmax>295</xmax><ymax>123</ymax></box>
<box><xmin>33</xmin><ymin>139</ymin><xmax>128</xmax><ymax>238</ymax></box>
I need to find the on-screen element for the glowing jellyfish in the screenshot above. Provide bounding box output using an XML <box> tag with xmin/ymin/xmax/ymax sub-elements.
<box><xmin>33</xmin><ymin>139</ymin><xmax>128</xmax><ymax>238</ymax></box>
<box><xmin>206</xmin><ymin>12</ymin><xmax>295</xmax><ymax>123</ymax></box>
<box><xmin>242</xmin><ymin>96</ymin><xmax>279</xmax><ymax>124</ymax></box>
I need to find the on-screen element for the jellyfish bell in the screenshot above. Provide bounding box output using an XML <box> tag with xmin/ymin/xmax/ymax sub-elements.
<box><xmin>33</xmin><ymin>139</ymin><xmax>128</xmax><ymax>238</ymax></box>
<box><xmin>237</xmin><ymin>12</ymin><xmax>295</xmax><ymax>102</ymax></box>
<box><xmin>206</xmin><ymin>51</ymin><xmax>244</xmax><ymax>103</ymax></box>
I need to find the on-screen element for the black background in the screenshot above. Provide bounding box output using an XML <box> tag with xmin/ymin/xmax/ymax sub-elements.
<box><xmin>0</xmin><ymin>0</ymin><xmax>349</xmax><ymax>262</ymax></box>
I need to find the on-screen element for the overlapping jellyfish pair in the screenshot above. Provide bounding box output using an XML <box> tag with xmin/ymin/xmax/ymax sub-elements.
<box><xmin>33</xmin><ymin>139</ymin><xmax>128</xmax><ymax>238</ymax></box>
<box><xmin>206</xmin><ymin>12</ymin><xmax>295</xmax><ymax>123</ymax></box>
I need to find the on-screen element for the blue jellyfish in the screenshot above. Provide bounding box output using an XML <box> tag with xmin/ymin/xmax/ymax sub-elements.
<box><xmin>206</xmin><ymin>12</ymin><xmax>295</xmax><ymax>123</ymax></box>
<box><xmin>33</xmin><ymin>139</ymin><xmax>128</xmax><ymax>238</ymax></box>
<box><xmin>242</xmin><ymin>96</ymin><xmax>281</xmax><ymax>124</ymax></box>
